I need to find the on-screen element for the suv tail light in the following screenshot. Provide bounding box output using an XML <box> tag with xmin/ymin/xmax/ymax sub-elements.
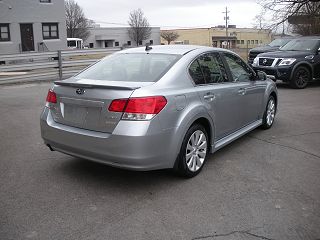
<box><xmin>108</xmin><ymin>96</ymin><xmax>167</xmax><ymax>120</ymax></box>
<box><xmin>46</xmin><ymin>89</ymin><xmax>57</xmax><ymax>104</ymax></box>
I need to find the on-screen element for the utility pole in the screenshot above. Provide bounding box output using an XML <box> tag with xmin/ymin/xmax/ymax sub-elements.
<box><xmin>223</xmin><ymin>6</ymin><xmax>230</xmax><ymax>49</ymax></box>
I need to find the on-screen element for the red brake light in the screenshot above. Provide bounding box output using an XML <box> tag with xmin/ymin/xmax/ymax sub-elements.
<box><xmin>108</xmin><ymin>99</ymin><xmax>128</xmax><ymax>112</ymax></box>
<box><xmin>125</xmin><ymin>96</ymin><xmax>167</xmax><ymax>114</ymax></box>
<box><xmin>108</xmin><ymin>96</ymin><xmax>167</xmax><ymax>118</ymax></box>
<box><xmin>46</xmin><ymin>89</ymin><xmax>57</xmax><ymax>103</ymax></box>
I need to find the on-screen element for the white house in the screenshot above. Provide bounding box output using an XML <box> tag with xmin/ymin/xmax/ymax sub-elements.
<box><xmin>84</xmin><ymin>27</ymin><xmax>161</xmax><ymax>49</ymax></box>
<box><xmin>0</xmin><ymin>0</ymin><xmax>67</xmax><ymax>55</ymax></box>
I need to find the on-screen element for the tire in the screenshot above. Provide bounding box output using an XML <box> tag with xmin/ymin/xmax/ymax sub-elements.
<box><xmin>175</xmin><ymin>124</ymin><xmax>209</xmax><ymax>178</ymax></box>
<box><xmin>290</xmin><ymin>66</ymin><xmax>311</xmax><ymax>89</ymax></box>
<box><xmin>261</xmin><ymin>96</ymin><xmax>276</xmax><ymax>129</ymax></box>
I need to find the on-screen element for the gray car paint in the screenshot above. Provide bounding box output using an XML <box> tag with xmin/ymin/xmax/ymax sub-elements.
<box><xmin>40</xmin><ymin>45</ymin><xmax>277</xmax><ymax>171</ymax></box>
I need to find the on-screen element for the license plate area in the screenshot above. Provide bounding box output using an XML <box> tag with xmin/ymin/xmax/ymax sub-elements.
<box><xmin>60</xmin><ymin>97</ymin><xmax>104</xmax><ymax>130</ymax></box>
<box><xmin>63</xmin><ymin>105</ymin><xmax>92</xmax><ymax>125</ymax></box>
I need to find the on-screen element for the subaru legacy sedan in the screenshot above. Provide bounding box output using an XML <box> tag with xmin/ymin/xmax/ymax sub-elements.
<box><xmin>41</xmin><ymin>45</ymin><xmax>277</xmax><ymax>177</ymax></box>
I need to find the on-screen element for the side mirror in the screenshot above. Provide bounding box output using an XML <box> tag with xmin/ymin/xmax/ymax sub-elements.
<box><xmin>250</xmin><ymin>71</ymin><xmax>257</xmax><ymax>81</ymax></box>
<box><xmin>256</xmin><ymin>70</ymin><xmax>267</xmax><ymax>80</ymax></box>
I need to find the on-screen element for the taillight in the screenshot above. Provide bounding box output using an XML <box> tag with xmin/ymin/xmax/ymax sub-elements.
<box><xmin>108</xmin><ymin>99</ymin><xmax>127</xmax><ymax>112</ymax></box>
<box><xmin>46</xmin><ymin>89</ymin><xmax>57</xmax><ymax>104</ymax></box>
<box><xmin>108</xmin><ymin>96</ymin><xmax>167</xmax><ymax>121</ymax></box>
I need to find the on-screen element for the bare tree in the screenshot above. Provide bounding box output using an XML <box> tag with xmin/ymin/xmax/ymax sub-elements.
<box><xmin>161</xmin><ymin>31</ymin><xmax>180</xmax><ymax>45</ymax></box>
<box><xmin>127</xmin><ymin>9</ymin><xmax>152</xmax><ymax>46</ymax></box>
<box><xmin>252</xmin><ymin>12</ymin><xmax>269</xmax><ymax>30</ymax></box>
<box><xmin>65</xmin><ymin>0</ymin><xmax>90</xmax><ymax>40</ymax></box>
<box><xmin>258</xmin><ymin>0</ymin><xmax>320</xmax><ymax>35</ymax></box>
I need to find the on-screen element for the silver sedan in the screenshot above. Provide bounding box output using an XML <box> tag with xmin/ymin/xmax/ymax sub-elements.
<box><xmin>41</xmin><ymin>45</ymin><xmax>277</xmax><ymax>177</ymax></box>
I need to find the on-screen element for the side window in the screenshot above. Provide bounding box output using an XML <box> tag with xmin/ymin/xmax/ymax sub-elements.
<box><xmin>189</xmin><ymin>53</ymin><xmax>228</xmax><ymax>85</ymax></box>
<box><xmin>198</xmin><ymin>53</ymin><xmax>228</xmax><ymax>84</ymax></box>
<box><xmin>189</xmin><ymin>60</ymin><xmax>205</xmax><ymax>85</ymax></box>
<box><xmin>224</xmin><ymin>53</ymin><xmax>252</xmax><ymax>82</ymax></box>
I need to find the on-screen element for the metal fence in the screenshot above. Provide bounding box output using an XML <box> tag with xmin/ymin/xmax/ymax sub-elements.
<box><xmin>0</xmin><ymin>48</ymin><xmax>120</xmax><ymax>84</ymax></box>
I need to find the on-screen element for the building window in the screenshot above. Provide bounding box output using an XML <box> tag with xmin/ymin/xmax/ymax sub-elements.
<box><xmin>89</xmin><ymin>43</ymin><xmax>94</xmax><ymax>48</ymax></box>
<box><xmin>40</xmin><ymin>0</ymin><xmax>51</xmax><ymax>2</ymax></box>
<box><xmin>42</xmin><ymin>23</ymin><xmax>59</xmax><ymax>39</ymax></box>
<box><xmin>0</xmin><ymin>24</ymin><xmax>10</xmax><ymax>41</ymax></box>
<box><xmin>139</xmin><ymin>40</ymin><xmax>142</xmax><ymax>45</ymax></box>
<box><xmin>115</xmin><ymin>41</ymin><xmax>119</xmax><ymax>47</ymax></box>
<box><xmin>127</xmin><ymin>41</ymin><xmax>131</xmax><ymax>46</ymax></box>
<box><xmin>251</xmin><ymin>40</ymin><xmax>254</xmax><ymax>44</ymax></box>
<box><xmin>183</xmin><ymin>40</ymin><xmax>189</xmax><ymax>44</ymax></box>
<box><xmin>241</xmin><ymin>40</ymin><xmax>244</xmax><ymax>44</ymax></box>
<box><xmin>150</xmin><ymin>40</ymin><xmax>153</xmax><ymax>45</ymax></box>
<box><xmin>255</xmin><ymin>40</ymin><xmax>259</xmax><ymax>44</ymax></box>
<box><xmin>237</xmin><ymin>40</ymin><xmax>240</xmax><ymax>44</ymax></box>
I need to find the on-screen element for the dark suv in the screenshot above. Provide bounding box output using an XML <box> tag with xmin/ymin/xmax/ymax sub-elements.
<box><xmin>252</xmin><ymin>37</ymin><xmax>320</xmax><ymax>88</ymax></box>
<box><xmin>248</xmin><ymin>38</ymin><xmax>294</xmax><ymax>65</ymax></box>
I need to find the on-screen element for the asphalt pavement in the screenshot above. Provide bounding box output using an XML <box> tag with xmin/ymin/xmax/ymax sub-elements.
<box><xmin>0</xmin><ymin>81</ymin><xmax>319</xmax><ymax>240</ymax></box>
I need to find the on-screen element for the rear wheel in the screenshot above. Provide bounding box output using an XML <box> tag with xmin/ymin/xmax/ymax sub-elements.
<box><xmin>261</xmin><ymin>96</ymin><xmax>276</xmax><ymax>129</ymax></box>
<box><xmin>290</xmin><ymin>66</ymin><xmax>310</xmax><ymax>89</ymax></box>
<box><xmin>175</xmin><ymin>124</ymin><xmax>209</xmax><ymax>178</ymax></box>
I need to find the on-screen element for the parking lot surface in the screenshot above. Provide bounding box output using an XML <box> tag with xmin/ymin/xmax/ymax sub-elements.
<box><xmin>0</xmin><ymin>82</ymin><xmax>319</xmax><ymax>240</ymax></box>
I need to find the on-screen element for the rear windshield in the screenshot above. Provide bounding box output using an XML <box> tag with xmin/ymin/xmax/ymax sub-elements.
<box><xmin>280</xmin><ymin>39</ymin><xmax>319</xmax><ymax>51</ymax></box>
<box><xmin>75</xmin><ymin>53</ymin><xmax>181</xmax><ymax>82</ymax></box>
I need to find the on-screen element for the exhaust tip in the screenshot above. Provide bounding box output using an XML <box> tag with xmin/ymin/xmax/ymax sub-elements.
<box><xmin>47</xmin><ymin>144</ymin><xmax>54</xmax><ymax>151</ymax></box>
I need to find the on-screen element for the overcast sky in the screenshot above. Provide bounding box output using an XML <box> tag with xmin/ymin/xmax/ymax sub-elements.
<box><xmin>74</xmin><ymin>0</ymin><xmax>262</xmax><ymax>29</ymax></box>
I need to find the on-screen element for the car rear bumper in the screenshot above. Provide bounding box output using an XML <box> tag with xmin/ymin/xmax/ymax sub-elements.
<box><xmin>40</xmin><ymin>107</ymin><xmax>178</xmax><ymax>171</ymax></box>
<box><xmin>253</xmin><ymin>66</ymin><xmax>292</xmax><ymax>82</ymax></box>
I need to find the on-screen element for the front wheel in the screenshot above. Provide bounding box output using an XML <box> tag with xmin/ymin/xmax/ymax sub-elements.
<box><xmin>290</xmin><ymin>66</ymin><xmax>310</xmax><ymax>89</ymax></box>
<box><xmin>175</xmin><ymin>124</ymin><xmax>209</xmax><ymax>178</ymax></box>
<box><xmin>261</xmin><ymin>96</ymin><xmax>276</xmax><ymax>129</ymax></box>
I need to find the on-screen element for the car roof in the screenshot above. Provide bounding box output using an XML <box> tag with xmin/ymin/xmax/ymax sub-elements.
<box><xmin>118</xmin><ymin>45</ymin><xmax>232</xmax><ymax>55</ymax></box>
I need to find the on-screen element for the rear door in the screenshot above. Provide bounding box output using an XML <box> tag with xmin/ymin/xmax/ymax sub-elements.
<box><xmin>221</xmin><ymin>52</ymin><xmax>266</xmax><ymax>127</ymax></box>
<box><xmin>189</xmin><ymin>52</ymin><xmax>244</xmax><ymax>140</ymax></box>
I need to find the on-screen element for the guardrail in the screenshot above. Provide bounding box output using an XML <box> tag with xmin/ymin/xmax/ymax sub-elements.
<box><xmin>0</xmin><ymin>48</ymin><xmax>121</xmax><ymax>84</ymax></box>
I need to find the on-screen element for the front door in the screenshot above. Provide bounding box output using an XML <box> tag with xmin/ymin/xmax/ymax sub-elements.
<box><xmin>20</xmin><ymin>24</ymin><xmax>34</xmax><ymax>52</ymax></box>
<box><xmin>222</xmin><ymin>52</ymin><xmax>265</xmax><ymax>128</ymax></box>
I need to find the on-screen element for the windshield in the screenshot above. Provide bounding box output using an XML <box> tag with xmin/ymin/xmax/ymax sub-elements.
<box><xmin>268</xmin><ymin>38</ymin><xmax>291</xmax><ymax>47</ymax></box>
<box><xmin>67</xmin><ymin>41</ymin><xmax>76</xmax><ymax>47</ymax></box>
<box><xmin>75</xmin><ymin>53</ymin><xmax>181</xmax><ymax>82</ymax></box>
<box><xmin>280</xmin><ymin>39</ymin><xmax>319</xmax><ymax>51</ymax></box>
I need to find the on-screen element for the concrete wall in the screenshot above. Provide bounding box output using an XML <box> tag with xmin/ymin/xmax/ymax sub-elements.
<box><xmin>84</xmin><ymin>27</ymin><xmax>161</xmax><ymax>48</ymax></box>
<box><xmin>161</xmin><ymin>27</ymin><xmax>272</xmax><ymax>49</ymax></box>
<box><xmin>0</xmin><ymin>0</ymin><xmax>67</xmax><ymax>55</ymax></box>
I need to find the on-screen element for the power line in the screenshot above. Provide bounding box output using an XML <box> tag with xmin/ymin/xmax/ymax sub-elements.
<box><xmin>92</xmin><ymin>20</ymin><xmax>214</xmax><ymax>29</ymax></box>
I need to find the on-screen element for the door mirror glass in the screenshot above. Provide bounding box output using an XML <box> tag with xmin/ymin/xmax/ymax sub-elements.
<box><xmin>255</xmin><ymin>70</ymin><xmax>267</xmax><ymax>80</ymax></box>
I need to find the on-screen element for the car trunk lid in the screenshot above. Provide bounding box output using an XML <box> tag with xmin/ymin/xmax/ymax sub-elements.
<box><xmin>50</xmin><ymin>78</ymin><xmax>153</xmax><ymax>133</ymax></box>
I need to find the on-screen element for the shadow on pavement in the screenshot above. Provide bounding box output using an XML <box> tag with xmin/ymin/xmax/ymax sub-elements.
<box><xmin>56</xmin><ymin>156</ymin><xmax>186</xmax><ymax>190</ymax></box>
<box><xmin>276</xmin><ymin>80</ymin><xmax>320</xmax><ymax>89</ymax></box>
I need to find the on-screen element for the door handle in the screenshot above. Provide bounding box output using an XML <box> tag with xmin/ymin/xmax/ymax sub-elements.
<box><xmin>203</xmin><ymin>93</ymin><xmax>215</xmax><ymax>101</ymax></box>
<box><xmin>238</xmin><ymin>88</ymin><xmax>246</xmax><ymax>95</ymax></box>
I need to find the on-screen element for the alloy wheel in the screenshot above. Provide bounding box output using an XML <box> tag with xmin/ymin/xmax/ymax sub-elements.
<box><xmin>266</xmin><ymin>98</ymin><xmax>275</xmax><ymax>126</ymax></box>
<box><xmin>295</xmin><ymin>69</ymin><xmax>309</xmax><ymax>88</ymax></box>
<box><xmin>185</xmin><ymin>130</ymin><xmax>207</xmax><ymax>172</ymax></box>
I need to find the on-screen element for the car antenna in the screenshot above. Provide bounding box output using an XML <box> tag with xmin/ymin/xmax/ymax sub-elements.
<box><xmin>145</xmin><ymin>43</ymin><xmax>152</xmax><ymax>51</ymax></box>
